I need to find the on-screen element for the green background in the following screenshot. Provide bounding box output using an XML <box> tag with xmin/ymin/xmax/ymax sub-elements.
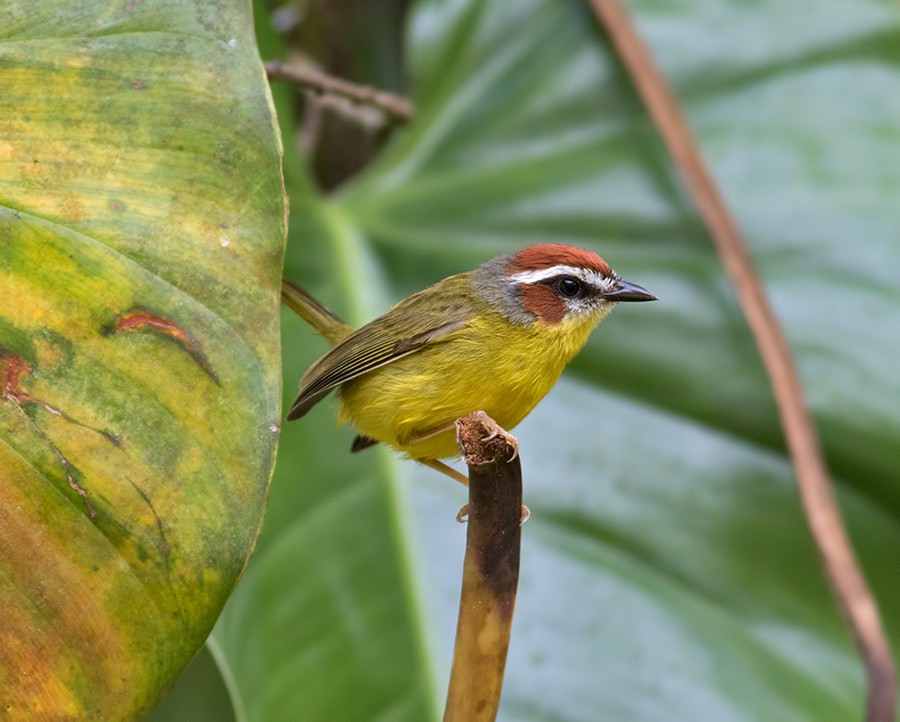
<box><xmin>200</xmin><ymin>0</ymin><xmax>900</xmax><ymax>719</ymax></box>
<box><xmin>2</xmin><ymin>0</ymin><xmax>898</xmax><ymax>719</ymax></box>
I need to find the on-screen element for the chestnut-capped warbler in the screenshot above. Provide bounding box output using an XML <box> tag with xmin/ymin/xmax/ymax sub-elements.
<box><xmin>284</xmin><ymin>244</ymin><xmax>656</xmax><ymax>483</ymax></box>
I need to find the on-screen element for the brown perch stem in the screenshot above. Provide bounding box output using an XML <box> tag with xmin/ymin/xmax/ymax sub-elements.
<box><xmin>264</xmin><ymin>61</ymin><xmax>414</xmax><ymax>123</ymax></box>
<box><xmin>444</xmin><ymin>412</ymin><xmax>522</xmax><ymax>722</ymax></box>
<box><xmin>588</xmin><ymin>1</ymin><xmax>896</xmax><ymax>719</ymax></box>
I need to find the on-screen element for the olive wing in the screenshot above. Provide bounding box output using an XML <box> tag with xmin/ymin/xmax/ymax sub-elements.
<box><xmin>286</xmin><ymin>317</ymin><xmax>468</xmax><ymax>420</ymax></box>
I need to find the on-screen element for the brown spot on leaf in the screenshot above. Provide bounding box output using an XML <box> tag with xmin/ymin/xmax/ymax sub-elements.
<box><xmin>0</xmin><ymin>349</ymin><xmax>97</xmax><ymax>517</ymax></box>
<box><xmin>59</xmin><ymin>192</ymin><xmax>85</xmax><ymax>221</ymax></box>
<box><xmin>111</xmin><ymin>308</ymin><xmax>219</xmax><ymax>383</ymax></box>
<box><xmin>1</xmin><ymin>350</ymin><xmax>32</xmax><ymax>404</ymax></box>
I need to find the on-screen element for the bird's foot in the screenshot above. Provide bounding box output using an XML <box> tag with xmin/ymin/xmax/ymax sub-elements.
<box><xmin>471</xmin><ymin>412</ymin><xmax>519</xmax><ymax>462</ymax></box>
<box><xmin>455</xmin><ymin>503</ymin><xmax>530</xmax><ymax>525</ymax></box>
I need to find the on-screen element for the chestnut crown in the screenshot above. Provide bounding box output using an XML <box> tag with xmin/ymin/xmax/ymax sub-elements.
<box><xmin>472</xmin><ymin>243</ymin><xmax>656</xmax><ymax>325</ymax></box>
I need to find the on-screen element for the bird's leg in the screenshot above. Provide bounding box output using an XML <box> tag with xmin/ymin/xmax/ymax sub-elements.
<box><xmin>414</xmin><ymin>422</ymin><xmax>527</xmax><ymax>524</ymax></box>
<box><xmin>419</xmin><ymin>457</ymin><xmax>469</xmax><ymax>486</ymax></box>
<box><xmin>407</xmin><ymin>423</ymin><xmax>468</xmax><ymax>486</ymax></box>
<box><xmin>406</xmin><ymin>421</ymin><xmax>457</xmax><ymax>446</ymax></box>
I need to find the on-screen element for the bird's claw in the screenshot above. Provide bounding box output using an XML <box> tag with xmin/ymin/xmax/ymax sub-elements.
<box><xmin>456</xmin><ymin>503</ymin><xmax>529</xmax><ymax>524</ymax></box>
<box><xmin>456</xmin><ymin>504</ymin><xmax>469</xmax><ymax>523</ymax></box>
<box><xmin>479</xmin><ymin>422</ymin><xmax>519</xmax><ymax>463</ymax></box>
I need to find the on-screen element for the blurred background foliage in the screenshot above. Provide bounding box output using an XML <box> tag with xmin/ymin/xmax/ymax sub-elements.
<box><xmin>155</xmin><ymin>0</ymin><xmax>900</xmax><ymax>719</ymax></box>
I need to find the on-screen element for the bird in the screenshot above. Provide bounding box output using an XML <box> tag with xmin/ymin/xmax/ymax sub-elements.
<box><xmin>284</xmin><ymin>243</ymin><xmax>656</xmax><ymax>484</ymax></box>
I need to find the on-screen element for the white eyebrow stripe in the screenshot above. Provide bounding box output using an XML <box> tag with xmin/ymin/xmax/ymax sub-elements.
<box><xmin>509</xmin><ymin>264</ymin><xmax>616</xmax><ymax>290</ymax></box>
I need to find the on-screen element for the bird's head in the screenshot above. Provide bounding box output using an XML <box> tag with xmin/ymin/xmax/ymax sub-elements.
<box><xmin>472</xmin><ymin>243</ymin><xmax>657</xmax><ymax>327</ymax></box>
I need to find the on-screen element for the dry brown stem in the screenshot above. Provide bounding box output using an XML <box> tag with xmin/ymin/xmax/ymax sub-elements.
<box><xmin>587</xmin><ymin>1</ymin><xmax>896</xmax><ymax>718</ymax></box>
<box><xmin>264</xmin><ymin>60</ymin><xmax>414</xmax><ymax>123</ymax></box>
<box><xmin>444</xmin><ymin>412</ymin><xmax>522</xmax><ymax>722</ymax></box>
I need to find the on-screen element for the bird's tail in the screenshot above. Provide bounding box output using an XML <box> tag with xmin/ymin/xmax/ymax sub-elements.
<box><xmin>281</xmin><ymin>279</ymin><xmax>353</xmax><ymax>346</ymax></box>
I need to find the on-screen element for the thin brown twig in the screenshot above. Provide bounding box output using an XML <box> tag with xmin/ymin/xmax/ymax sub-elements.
<box><xmin>588</xmin><ymin>1</ymin><xmax>896</xmax><ymax>719</ymax></box>
<box><xmin>444</xmin><ymin>412</ymin><xmax>522</xmax><ymax>722</ymax></box>
<box><xmin>264</xmin><ymin>60</ymin><xmax>414</xmax><ymax>123</ymax></box>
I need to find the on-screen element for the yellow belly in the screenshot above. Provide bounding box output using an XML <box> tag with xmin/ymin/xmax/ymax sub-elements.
<box><xmin>337</xmin><ymin>308</ymin><xmax>605</xmax><ymax>459</ymax></box>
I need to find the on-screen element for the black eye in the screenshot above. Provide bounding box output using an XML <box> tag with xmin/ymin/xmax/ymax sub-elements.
<box><xmin>556</xmin><ymin>276</ymin><xmax>582</xmax><ymax>298</ymax></box>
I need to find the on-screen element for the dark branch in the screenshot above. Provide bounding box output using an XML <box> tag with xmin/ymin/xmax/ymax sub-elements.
<box><xmin>264</xmin><ymin>61</ymin><xmax>414</xmax><ymax>123</ymax></box>
<box><xmin>444</xmin><ymin>412</ymin><xmax>522</xmax><ymax>722</ymax></box>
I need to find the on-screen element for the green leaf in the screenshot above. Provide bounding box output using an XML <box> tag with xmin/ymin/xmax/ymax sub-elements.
<box><xmin>0</xmin><ymin>0</ymin><xmax>284</xmax><ymax>717</ymax></box>
<box><xmin>210</xmin><ymin>0</ymin><xmax>900</xmax><ymax>719</ymax></box>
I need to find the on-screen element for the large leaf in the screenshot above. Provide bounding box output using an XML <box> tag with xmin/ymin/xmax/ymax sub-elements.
<box><xmin>206</xmin><ymin>0</ymin><xmax>900</xmax><ymax>719</ymax></box>
<box><xmin>0</xmin><ymin>0</ymin><xmax>284</xmax><ymax>717</ymax></box>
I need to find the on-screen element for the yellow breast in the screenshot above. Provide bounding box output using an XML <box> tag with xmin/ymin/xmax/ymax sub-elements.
<box><xmin>337</xmin><ymin>305</ymin><xmax>607</xmax><ymax>459</ymax></box>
